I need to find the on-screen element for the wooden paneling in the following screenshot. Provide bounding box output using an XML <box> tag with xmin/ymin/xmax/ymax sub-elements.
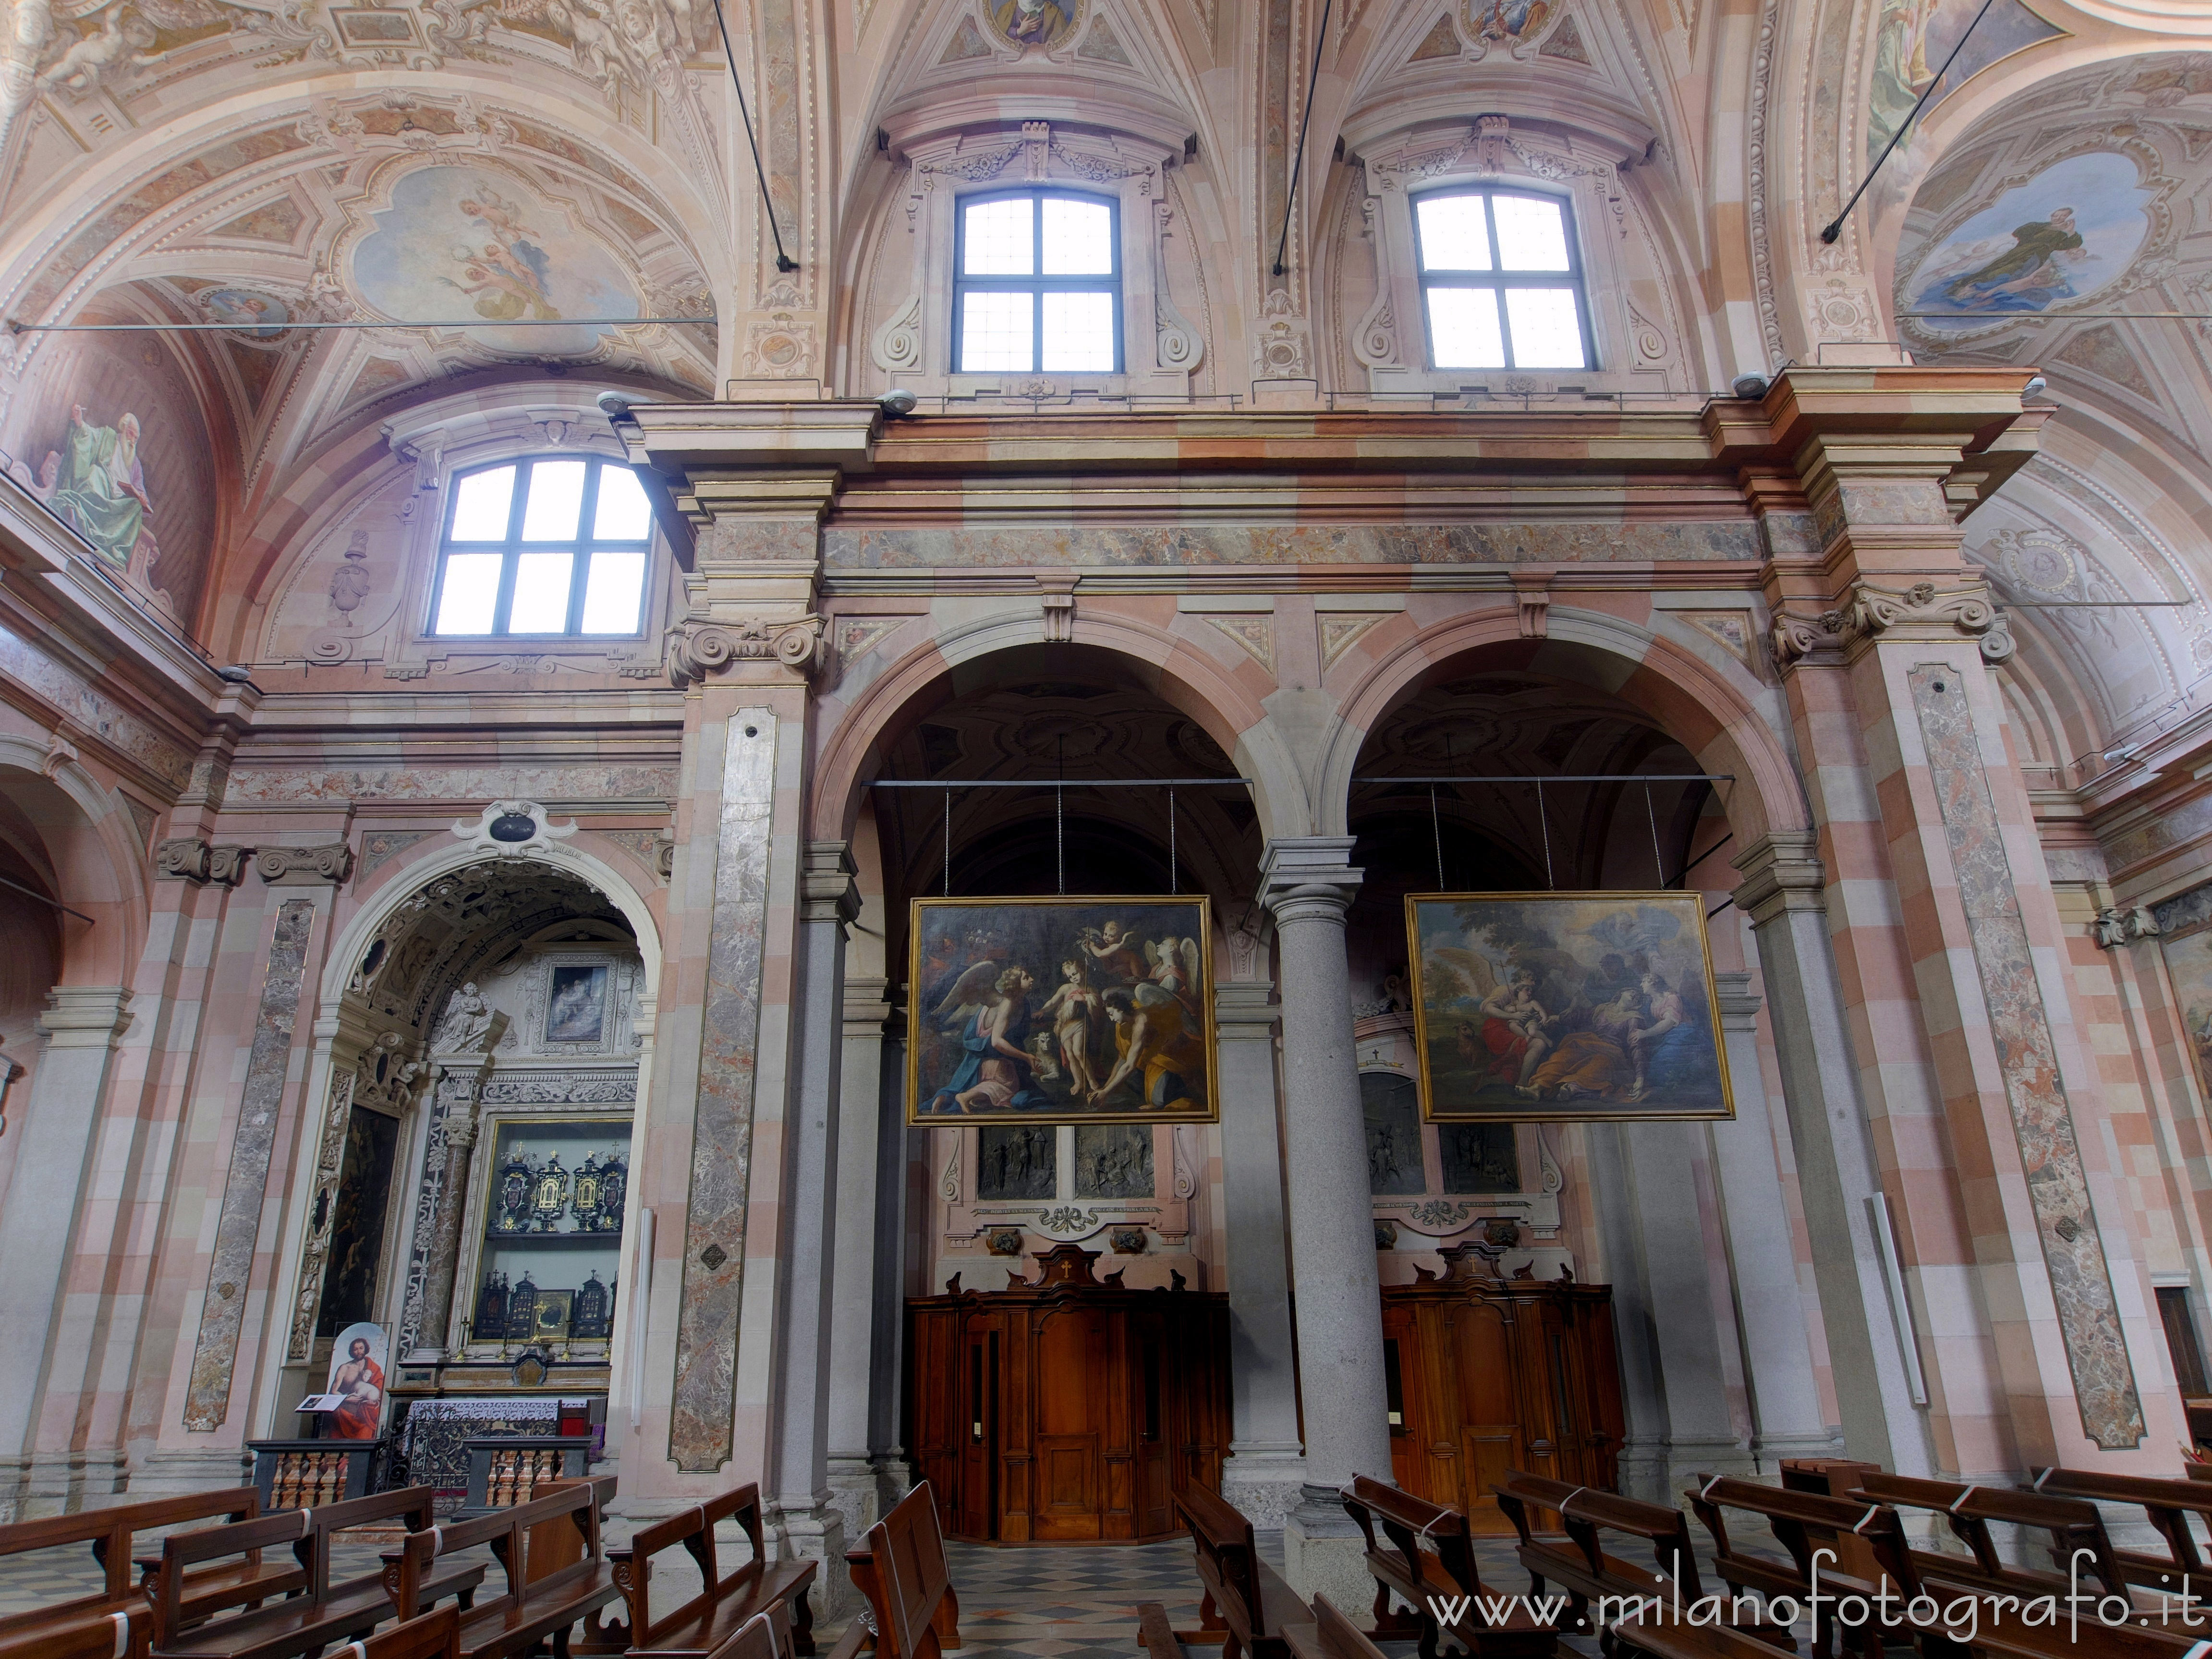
<box><xmin>906</xmin><ymin>1245</ymin><xmax>1230</xmax><ymax>1544</ymax></box>
<box><xmin>1383</xmin><ymin>1244</ymin><xmax>1624</xmax><ymax>1534</ymax></box>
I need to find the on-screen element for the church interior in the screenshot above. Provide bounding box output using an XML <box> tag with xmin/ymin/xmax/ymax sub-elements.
<box><xmin>7</xmin><ymin>0</ymin><xmax>2212</xmax><ymax>1654</ymax></box>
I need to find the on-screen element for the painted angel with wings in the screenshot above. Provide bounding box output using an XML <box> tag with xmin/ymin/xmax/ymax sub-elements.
<box><xmin>1424</xmin><ymin>942</ymin><xmax>1556</xmax><ymax>1094</ymax></box>
<box><xmin>1145</xmin><ymin>935</ymin><xmax>1203</xmax><ymax>1003</ymax></box>
<box><xmin>1076</xmin><ymin>919</ymin><xmax>1143</xmax><ymax>983</ymax></box>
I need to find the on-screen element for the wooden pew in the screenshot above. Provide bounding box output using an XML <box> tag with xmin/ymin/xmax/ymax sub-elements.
<box><xmin>2027</xmin><ymin>1466</ymin><xmax>2212</xmax><ymax>1604</ymax></box>
<box><xmin>606</xmin><ymin>1481</ymin><xmax>817</xmax><ymax>1657</ymax></box>
<box><xmin>1491</xmin><ymin>1472</ymin><xmax>1790</xmax><ymax>1651</ymax></box>
<box><xmin>382</xmin><ymin>1474</ymin><xmax>620</xmax><ymax>1659</ymax></box>
<box><xmin>1338</xmin><ymin>1475</ymin><xmax>1556</xmax><ymax>1659</ymax></box>
<box><xmin>1684</xmin><ymin>1475</ymin><xmax>1920</xmax><ymax>1658</ymax></box>
<box><xmin>1848</xmin><ymin>1472</ymin><xmax>2133</xmax><ymax>1604</ymax></box>
<box><xmin>334</xmin><ymin>1605</ymin><xmax>462</xmax><ymax>1659</ymax></box>
<box><xmin>0</xmin><ymin>1486</ymin><xmax>270</xmax><ymax>1659</ymax></box>
<box><xmin>823</xmin><ymin>1482</ymin><xmax>962</xmax><ymax>1659</ymax></box>
<box><xmin>148</xmin><ymin>1489</ymin><xmax>482</xmax><ymax>1659</ymax></box>
<box><xmin>1283</xmin><ymin>1594</ymin><xmax>1392</xmax><ymax>1659</ymax></box>
<box><xmin>703</xmin><ymin>1607</ymin><xmax>790</xmax><ymax>1659</ymax></box>
<box><xmin>1174</xmin><ymin>1484</ymin><xmax>1314</xmax><ymax>1659</ymax></box>
<box><xmin>1608</xmin><ymin>1615</ymin><xmax>1831</xmax><ymax>1659</ymax></box>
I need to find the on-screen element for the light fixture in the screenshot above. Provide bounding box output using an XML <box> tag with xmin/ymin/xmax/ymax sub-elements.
<box><xmin>879</xmin><ymin>388</ymin><xmax>918</xmax><ymax>417</ymax></box>
<box><xmin>1730</xmin><ymin>374</ymin><xmax>1770</xmax><ymax>400</ymax></box>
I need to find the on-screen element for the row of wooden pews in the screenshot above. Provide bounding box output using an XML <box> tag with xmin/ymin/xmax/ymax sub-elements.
<box><xmin>0</xmin><ymin>1475</ymin><xmax>816</xmax><ymax>1659</ymax></box>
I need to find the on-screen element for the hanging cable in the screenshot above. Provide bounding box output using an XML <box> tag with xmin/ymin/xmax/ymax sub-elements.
<box><xmin>1056</xmin><ymin>781</ymin><xmax>1065</xmax><ymax>896</ymax></box>
<box><xmin>7</xmin><ymin>316</ymin><xmax>710</xmax><ymax>334</ymax></box>
<box><xmin>942</xmin><ymin>790</ymin><xmax>951</xmax><ymax>898</ymax></box>
<box><xmin>1270</xmin><ymin>0</ymin><xmax>1336</xmax><ymax>277</ymax></box>
<box><xmin>706</xmin><ymin>0</ymin><xmax>799</xmax><ymax>272</ymax></box>
<box><xmin>1820</xmin><ymin>0</ymin><xmax>1997</xmax><ymax>244</ymax></box>
<box><xmin>1535</xmin><ymin>779</ymin><xmax>1555</xmax><ymax>890</ymax></box>
<box><xmin>1430</xmin><ymin>783</ymin><xmax>1445</xmax><ymax>892</ymax></box>
<box><xmin>1643</xmin><ymin>782</ymin><xmax>1664</xmax><ymax>888</ymax></box>
<box><xmin>1168</xmin><ymin>789</ymin><xmax>1179</xmax><ymax>896</ymax></box>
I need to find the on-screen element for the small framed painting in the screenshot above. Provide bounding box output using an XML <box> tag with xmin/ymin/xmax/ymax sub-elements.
<box><xmin>546</xmin><ymin>964</ymin><xmax>607</xmax><ymax>1044</ymax></box>
<box><xmin>1405</xmin><ymin>891</ymin><xmax>1734</xmax><ymax>1122</ymax></box>
<box><xmin>908</xmin><ymin>896</ymin><xmax>1216</xmax><ymax>1125</ymax></box>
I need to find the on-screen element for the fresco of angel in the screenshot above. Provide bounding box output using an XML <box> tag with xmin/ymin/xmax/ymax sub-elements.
<box><xmin>1405</xmin><ymin>891</ymin><xmax>1733</xmax><ymax>1121</ymax></box>
<box><xmin>910</xmin><ymin>897</ymin><xmax>1216</xmax><ymax>1125</ymax></box>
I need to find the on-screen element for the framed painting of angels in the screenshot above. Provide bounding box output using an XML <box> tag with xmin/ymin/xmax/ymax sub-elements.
<box><xmin>1405</xmin><ymin>891</ymin><xmax>1734</xmax><ymax>1122</ymax></box>
<box><xmin>907</xmin><ymin>896</ymin><xmax>1217</xmax><ymax>1125</ymax></box>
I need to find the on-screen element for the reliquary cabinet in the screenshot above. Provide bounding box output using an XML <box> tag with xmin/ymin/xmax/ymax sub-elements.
<box><xmin>907</xmin><ymin>1245</ymin><xmax>1230</xmax><ymax>1544</ymax></box>
<box><xmin>1382</xmin><ymin>1244</ymin><xmax>1625</xmax><ymax>1533</ymax></box>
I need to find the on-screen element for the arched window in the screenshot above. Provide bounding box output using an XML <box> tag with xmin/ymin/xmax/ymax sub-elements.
<box><xmin>1413</xmin><ymin>187</ymin><xmax>1592</xmax><ymax>371</ymax></box>
<box><xmin>953</xmin><ymin>189</ymin><xmax>1122</xmax><ymax>374</ymax></box>
<box><xmin>429</xmin><ymin>457</ymin><xmax>653</xmax><ymax>638</ymax></box>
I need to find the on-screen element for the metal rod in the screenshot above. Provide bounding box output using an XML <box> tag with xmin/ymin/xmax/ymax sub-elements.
<box><xmin>870</xmin><ymin>776</ymin><xmax>1251</xmax><ymax>788</ymax></box>
<box><xmin>706</xmin><ymin>0</ymin><xmax>798</xmax><ymax>272</ymax></box>
<box><xmin>1899</xmin><ymin>312</ymin><xmax>2212</xmax><ymax>321</ymax></box>
<box><xmin>1168</xmin><ymin>790</ymin><xmax>1178</xmax><ymax>896</ymax></box>
<box><xmin>1431</xmin><ymin>783</ymin><xmax>1444</xmax><ymax>892</ymax></box>
<box><xmin>0</xmin><ymin>872</ymin><xmax>94</xmax><ymax>925</ymax></box>
<box><xmin>1270</xmin><ymin>0</ymin><xmax>1335</xmax><ymax>277</ymax></box>
<box><xmin>1821</xmin><ymin>0</ymin><xmax>1998</xmax><ymax>245</ymax></box>
<box><xmin>1536</xmin><ymin>778</ymin><xmax>1554</xmax><ymax>891</ymax></box>
<box><xmin>1356</xmin><ymin>773</ymin><xmax>1736</xmax><ymax>784</ymax></box>
<box><xmin>942</xmin><ymin>791</ymin><xmax>951</xmax><ymax>898</ymax></box>
<box><xmin>2003</xmin><ymin>600</ymin><xmax>2194</xmax><ymax>608</ymax></box>
<box><xmin>8</xmin><ymin>317</ymin><xmax>712</xmax><ymax>334</ymax></box>
<box><xmin>1643</xmin><ymin>783</ymin><xmax>1663</xmax><ymax>888</ymax></box>
<box><xmin>1667</xmin><ymin>830</ymin><xmax>1736</xmax><ymax>890</ymax></box>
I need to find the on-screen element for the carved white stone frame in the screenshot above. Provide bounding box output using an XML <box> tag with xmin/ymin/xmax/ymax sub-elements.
<box><xmin>870</xmin><ymin>123</ymin><xmax>1204</xmax><ymax>399</ymax></box>
<box><xmin>1352</xmin><ymin>116</ymin><xmax>1677</xmax><ymax>397</ymax></box>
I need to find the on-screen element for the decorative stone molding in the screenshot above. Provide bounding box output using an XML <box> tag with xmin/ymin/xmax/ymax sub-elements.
<box><xmin>1512</xmin><ymin>571</ymin><xmax>1551</xmax><ymax>640</ymax></box>
<box><xmin>1978</xmin><ymin>612</ymin><xmax>2017</xmax><ymax>666</ymax></box>
<box><xmin>1769</xmin><ymin>609</ymin><xmax>1847</xmax><ymax>669</ymax></box>
<box><xmin>1038</xmin><ymin>573</ymin><xmax>1077</xmax><ymax>643</ymax></box>
<box><xmin>1730</xmin><ymin>831</ymin><xmax>1827</xmax><ymax>926</ymax></box>
<box><xmin>158</xmin><ymin>839</ymin><xmax>253</xmax><ymax>883</ymax></box>
<box><xmin>449</xmin><ymin>799</ymin><xmax>577</xmax><ymax>859</ymax></box>
<box><xmin>802</xmin><ymin>842</ymin><xmax>861</xmax><ymax>930</ymax></box>
<box><xmin>664</xmin><ymin>615</ymin><xmax>826</xmax><ymax>687</ymax></box>
<box><xmin>255</xmin><ymin>844</ymin><xmax>354</xmax><ymax>886</ymax></box>
<box><xmin>1772</xmin><ymin>581</ymin><xmax>2002</xmax><ymax>669</ymax></box>
<box><xmin>2091</xmin><ymin>906</ymin><xmax>2160</xmax><ymax>950</ymax></box>
<box><xmin>1257</xmin><ymin>837</ymin><xmax>1363</xmax><ymax>925</ymax></box>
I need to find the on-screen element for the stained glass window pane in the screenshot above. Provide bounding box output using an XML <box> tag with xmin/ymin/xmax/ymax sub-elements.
<box><xmin>1492</xmin><ymin>194</ymin><xmax>1571</xmax><ymax>270</ymax></box>
<box><xmin>435</xmin><ymin>553</ymin><xmax>502</xmax><ymax>634</ymax></box>
<box><xmin>580</xmin><ymin>552</ymin><xmax>646</xmax><ymax>634</ymax></box>
<box><xmin>1417</xmin><ymin>195</ymin><xmax>1493</xmax><ymax>271</ymax></box>
<box><xmin>1504</xmin><ymin>288</ymin><xmax>1586</xmax><ymax>367</ymax></box>
<box><xmin>960</xmin><ymin>291</ymin><xmax>1035</xmax><ymax>371</ymax></box>
<box><xmin>449</xmin><ymin>466</ymin><xmax>514</xmax><ymax>541</ymax></box>
<box><xmin>520</xmin><ymin>460</ymin><xmax>585</xmax><ymax>541</ymax></box>
<box><xmin>1042</xmin><ymin>197</ymin><xmax>1113</xmax><ymax>274</ymax></box>
<box><xmin>1041</xmin><ymin>291</ymin><xmax>1115</xmax><ymax>371</ymax></box>
<box><xmin>963</xmin><ymin>197</ymin><xmax>1033</xmax><ymax>275</ymax></box>
<box><xmin>1426</xmin><ymin>286</ymin><xmax>1506</xmax><ymax>368</ymax></box>
<box><xmin>591</xmin><ymin>465</ymin><xmax>652</xmax><ymax>541</ymax></box>
<box><xmin>508</xmin><ymin>551</ymin><xmax>573</xmax><ymax>631</ymax></box>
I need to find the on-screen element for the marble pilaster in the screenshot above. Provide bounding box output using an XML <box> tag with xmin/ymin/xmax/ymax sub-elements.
<box><xmin>1258</xmin><ymin>838</ymin><xmax>1389</xmax><ymax>1610</ymax></box>
<box><xmin>1212</xmin><ymin>978</ymin><xmax>1306</xmax><ymax>1529</ymax></box>
<box><xmin>826</xmin><ymin>973</ymin><xmax>899</xmax><ymax>1535</ymax></box>
<box><xmin>398</xmin><ymin>1037</ymin><xmax>504</xmax><ymax>1360</ymax></box>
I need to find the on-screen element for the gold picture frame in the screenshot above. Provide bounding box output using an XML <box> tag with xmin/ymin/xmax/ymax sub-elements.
<box><xmin>907</xmin><ymin>896</ymin><xmax>1218</xmax><ymax>1125</ymax></box>
<box><xmin>1405</xmin><ymin>890</ymin><xmax>1736</xmax><ymax>1122</ymax></box>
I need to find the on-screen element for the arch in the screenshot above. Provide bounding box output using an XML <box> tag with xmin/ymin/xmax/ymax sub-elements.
<box><xmin>313</xmin><ymin>835</ymin><xmax>664</xmax><ymax>1020</ymax></box>
<box><xmin>1313</xmin><ymin>606</ymin><xmax>1809</xmax><ymax>848</ymax></box>
<box><xmin>809</xmin><ymin>604</ymin><xmax>1313</xmax><ymax>844</ymax></box>
<box><xmin>0</xmin><ymin>736</ymin><xmax>150</xmax><ymax>985</ymax></box>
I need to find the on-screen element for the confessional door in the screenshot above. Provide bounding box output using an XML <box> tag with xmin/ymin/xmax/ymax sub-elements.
<box><xmin>908</xmin><ymin>1245</ymin><xmax>1228</xmax><ymax>1544</ymax></box>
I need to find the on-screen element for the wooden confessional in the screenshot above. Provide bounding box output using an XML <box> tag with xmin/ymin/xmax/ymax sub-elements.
<box><xmin>906</xmin><ymin>1244</ymin><xmax>1230</xmax><ymax>1543</ymax></box>
<box><xmin>1382</xmin><ymin>1243</ymin><xmax>1625</xmax><ymax>1533</ymax></box>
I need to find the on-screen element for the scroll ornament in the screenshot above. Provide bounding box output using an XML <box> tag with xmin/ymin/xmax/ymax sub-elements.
<box><xmin>1772</xmin><ymin>581</ymin><xmax>2011</xmax><ymax>668</ymax></box>
<box><xmin>664</xmin><ymin>615</ymin><xmax>827</xmax><ymax>688</ymax></box>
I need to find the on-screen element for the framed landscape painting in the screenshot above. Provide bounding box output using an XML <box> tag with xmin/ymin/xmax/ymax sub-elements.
<box><xmin>908</xmin><ymin>896</ymin><xmax>1217</xmax><ymax>1125</ymax></box>
<box><xmin>1405</xmin><ymin>891</ymin><xmax>1734</xmax><ymax>1122</ymax></box>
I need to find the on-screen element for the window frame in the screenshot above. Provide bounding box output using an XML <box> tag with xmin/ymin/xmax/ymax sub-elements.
<box><xmin>1410</xmin><ymin>183</ymin><xmax>1597</xmax><ymax>374</ymax></box>
<box><xmin>949</xmin><ymin>186</ymin><xmax>1125</xmax><ymax>376</ymax></box>
<box><xmin>426</xmin><ymin>454</ymin><xmax>655</xmax><ymax>641</ymax></box>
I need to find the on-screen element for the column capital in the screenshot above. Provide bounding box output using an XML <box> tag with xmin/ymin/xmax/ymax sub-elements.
<box><xmin>1730</xmin><ymin>832</ymin><xmax>1827</xmax><ymax>928</ymax></box>
<box><xmin>801</xmin><ymin>840</ymin><xmax>861</xmax><ymax>928</ymax></box>
<box><xmin>1711</xmin><ymin>969</ymin><xmax>1762</xmax><ymax>1032</ymax></box>
<box><xmin>1258</xmin><ymin>837</ymin><xmax>1362</xmax><ymax>923</ymax></box>
<box><xmin>34</xmin><ymin>985</ymin><xmax>132</xmax><ymax>1048</ymax></box>
<box><xmin>1214</xmin><ymin>980</ymin><xmax>1281</xmax><ymax>1036</ymax></box>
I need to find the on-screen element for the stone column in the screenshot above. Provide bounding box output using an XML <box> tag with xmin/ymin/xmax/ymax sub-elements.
<box><xmin>826</xmin><ymin>973</ymin><xmax>893</xmax><ymax>1535</ymax></box>
<box><xmin>769</xmin><ymin>841</ymin><xmax>857</xmax><ymax>1618</ymax></box>
<box><xmin>1213</xmin><ymin>978</ymin><xmax>1306</xmax><ymax>1529</ymax></box>
<box><xmin>0</xmin><ymin>985</ymin><xmax>131</xmax><ymax>1513</ymax></box>
<box><xmin>1258</xmin><ymin>838</ymin><xmax>1389</xmax><ymax>1609</ymax></box>
<box><xmin>1708</xmin><ymin>971</ymin><xmax>1837</xmax><ymax>1463</ymax></box>
<box><xmin>1734</xmin><ymin>833</ymin><xmax>1930</xmax><ymax>1474</ymax></box>
<box><xmin>402</xmin><ymin>1038</ymin><xmax>502</xmax><ymax>1360</ymax></box>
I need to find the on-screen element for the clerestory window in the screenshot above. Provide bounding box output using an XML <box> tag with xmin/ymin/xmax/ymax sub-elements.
<box><xmin>952</xmin><ymin>189</ymin><xmax>1122</xmax><ymax>374</ymax></box>
<box><xmin>429</xmin><ymin>456</ymin><xmax>653</xmax><ymax>638</ymax></box>
<box><xmin>1413</xmin><ymin>187</ymin><xmax>1592</xmax><ymax>371</ymax></box>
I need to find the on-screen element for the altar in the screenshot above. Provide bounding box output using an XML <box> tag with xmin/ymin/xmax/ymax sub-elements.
<box><xmin>393</xmin><ymin>1395</ymin><xmax>595</xmax><ymax>1501</ymax></box>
